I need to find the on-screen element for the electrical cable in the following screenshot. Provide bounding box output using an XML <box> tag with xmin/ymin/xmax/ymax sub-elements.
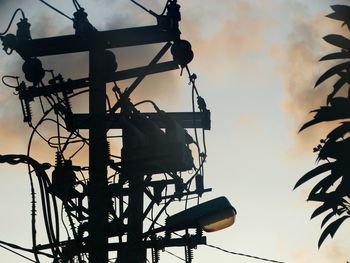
<box><xmin>0</xmin><ymin>244</ymin><xmax>36</xmax><ymax>263</ymax></box>
<box><xmin>130</xmin><ymin>0</ymin><xmax>157</xmax><ymax>17</ymax></box>
<box><xmin>72</xmin><ymin>0</ymin><xmax>82</xmax><ymax>11</ymax></box>
<box><xmin>68</xmin><ymin>140</ymin><xmax>86</xmax><ymax>159</ymax></box>
<box><xmin>205</xmin><ymin>244</ymin><xmax>286</xmax><ymax>263</ymax></box>
<box><xmin>145</xmin><ymin>197</ymin><xmax>175</xmax><ymax>234</ymax></box>
<box><xmin>184</xmin><ymin>158</ymin><xmax>205</xmax><ymax>190</ymax></box>
<box><xmin>0</xmin><ymin>154</ymin><xmax>60</xmax><ymax>261</ymax></box>
<box><xmin>26</xmin><ymin>96</ymin><xmax>79</xmax><ymax>257</ymax></box>
<box><xmin>29</xmin><ymin>124</ymin><xmax>50</xmax><ymax>144</ymax></box>
<box><xmin>39</xmin><ymin>96</ymin><xmax>46</xmax><ymax>113</ymax></box>
<box><xmin>27</xmin><ymin>107</ymin><xmax>60</xmax><ymax>261</ymax></box>
<box><xmin>1</xmin><ymin>75</ymin><xmax>20</xmax><ymax>88</ymax></box>
<box><xmin>134</xmin><ymin>99</ymin><xmax>160</xmax><ymax>111</ymax></box>
<box><xmin>164</xmin><ymin>249</ymin><xmax>185</xmax><ymax>261</ymax></box>
<box><xmin>48</xmin><ymin>137</ymin><xmax>83</xmax><ymax>148</ymax></box>
<box><xmin>0</xmin><ymin>239</ymin><xmax>53</xmax><ymax>258</ymax></box>
<box><xmin>38</xmin><ymin>0</ymin><xmax>73</xmax><ymax>21</ymax></box>
<box><xmin>0</xmin><ymin>8</ymin><xmax>25</xmax><ymax>36</ymax></box>
<box><xmin>161</xmin><ymin>0</ymin><xmax>171</xmax><ymax>15</ymax></box>
<box><xmin>106</xmin><ymin>94</ymin><xmax>112</xmax><ymax>113</ymax></box>
<box><xmin>56</xmin><ymin>112</ymin><xmax>63</xmax><ymax>155</ymax></box>
<box><xmin>61</xmin><ymin>204</ymin><xmax>71</xmax><ymax>239</ymax></box>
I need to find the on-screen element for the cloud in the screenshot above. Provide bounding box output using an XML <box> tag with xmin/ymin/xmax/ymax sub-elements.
<box><xmin>291</xmin><ymin>242</ymin><xmax>349</xmax><ymax>263</ymax></box>
<box><xmin>280</xmin><ymin>8</ymin><xmax>346</xmax><ymax>155</ymax></box>
<box><xmin>0</xmin><ymin>1</ymin><xmax>185</xmax><ymax>165</ymax></box>
<box><xmin>180</xmin><ymin>1</ymin><xmax>274</xmax><ymax>81</ymax></box>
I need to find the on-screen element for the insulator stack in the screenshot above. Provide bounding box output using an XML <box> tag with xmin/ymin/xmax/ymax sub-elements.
<box><xmin>196</xmin><ymin>227</ymin><xmax>203</xmax><ymax>237</ymax></box>
<box><xmin>107</xmin><ymin>141</ymin><xmax>111</xmax><ymax>160</ymax></box>
<box><xmin>16</xmin><ymin>18</ymin><xmax>31</xmax><ymax>41</ymax></box>
<box><xmin>185</xmin><ymin>246</ymin><xmax>193</xmax><ymax>263</ymax></box>
<box><xmin>151</xmin><ymin>247</ymin><xmax>160</xmax><ymax>263</ymax></box>
<box><xmin>73</xmin><ymin>8</ymin><xmax>96</xmax><ymax>35</ymax></box>
<box><xmin>23</xmin><ymin>100</ymin><xmax>32</xmax><ymax>123</ymax></box>
<box><xmin>16</xmin><ymin>81</ymin><xmax>32</xmax><ymax>123</ymax></box>
<box><xmin>55</xmin><ymin>151</ymin><xmax>63</xmax><ymax>167</ymax></box>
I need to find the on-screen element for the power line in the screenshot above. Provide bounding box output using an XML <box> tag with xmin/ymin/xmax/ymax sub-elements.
<box><xmin>38</xmin><ymin>0</ymin><xmax>73</xmax><ymax>21</ymax></box>
<box><xmin>164</xmin><ymin>250</ymin><xmax>186</xmax><ymax>261</ymax></box>
<box><xmin>205</xmin><ymin>244</ymin><xmax>286</xmax><ymax>263</ymax></box>
<box><xmin>0</xmin><ymin>244</ymin><xmax>36</xmax><ymax>263</ymax></box>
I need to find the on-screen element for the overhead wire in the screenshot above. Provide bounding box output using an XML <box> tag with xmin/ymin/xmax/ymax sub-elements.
<box><xmin>25</xmin><ymin>90</ymin><xmax>87</xmax><ymax>260</ymax></box>
<box><xmin>164</xmin><ymin>249</ymin><xmax>185</xmax><ymax>261</ymax></box>
<box><xmin>130</xmin><ymin>0</ymin><xmax>157</xmax><ymax>17</ymax></box>
<box><xmin>38</xmin><ymin>0</ymin><xmax>73</xmax><ymax>21</ymax></box>
<box><xmin>0</xmin><ymin>239</ymin><xmax>53</xmax><ymax>258</ymax></box>
<box><xmin>1</xmin><ymin>75</ymin><xmax>20</xmax><ymax>88</ymax></box>
<box><xmin>205</xmin><ymin>244</ymin><xmax>286</xmax><ymax>263</ymax></box>
<box><xmin>161</xmin><ymin>0</ymin><xmax>171</xmax><ymax>15</ymax></box>
<box><xmin>0</xmin><ymin>8</ymin><xmax>25</xmax><ymax>36</ymax></box>
<box><xmin>0</xmin><ymin>244</ymin><xmax>36</xmax><ymax>263</ymax></box>
<box><xmin>72</xmin><ymin>0</ymin><xmax>82</xmax><ymax>11</ymax></box>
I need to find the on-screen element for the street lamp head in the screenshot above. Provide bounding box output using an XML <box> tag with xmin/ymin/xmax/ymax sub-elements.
<box><xmin>166</xmin><ymin>196</ymin><xmax>236</xmax><ymax>233</ymax></box>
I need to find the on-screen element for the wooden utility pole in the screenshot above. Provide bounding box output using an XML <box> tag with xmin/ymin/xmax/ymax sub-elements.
<box><xmin>0</xmin><ymin>3</ymin><xmax>214</xmax><ymax>262</ymax></box>
<box><xmin>88</xmin><ymin>48</ymin><xmax>109</xmax><ymax>262</ymax></box>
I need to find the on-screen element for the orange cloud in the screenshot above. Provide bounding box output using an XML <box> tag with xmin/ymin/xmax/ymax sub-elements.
<box><xmin>280</xmin><ymin>12</ymin><xmax>346</xmax><ymax>155</ymax></box>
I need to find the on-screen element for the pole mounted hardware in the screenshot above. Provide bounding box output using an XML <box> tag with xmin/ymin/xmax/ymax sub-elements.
<box><xmin>0</xmin><ymin>1</ymin><xmax>236</xmax><ymax>262</ymax></box>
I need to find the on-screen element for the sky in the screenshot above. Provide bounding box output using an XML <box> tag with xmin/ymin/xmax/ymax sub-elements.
<box><xmin>0</xmin><ymin>0</ymin><xmax>349</xmax><ymax>262</ymax></box>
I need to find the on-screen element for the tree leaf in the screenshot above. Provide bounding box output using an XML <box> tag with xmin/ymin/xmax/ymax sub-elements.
<box><xmin>321</xmin><ymin>210</ymin><xmax>338</xmax><ymax>228</ymax></box>
<box><xmin>311</xmin><ymin>203</ymin><xmax>333</xmax><ymax>219</ymax></box>
<box><xmin>323</xmin><ymin>34</ymin><xmax>350</xmax><ymax>50</ymax></box>
<box><xmin>308</xmin><ymin>172</ymin><xmax>342</xmax><ymax>199</ymax></box>
<box><xmin>315</xmin><ymin>61</ymin><xmax>350</xmax><ymax>87</ymax></box>
<box><xmin>299</xmin><ymin>100</ymin><xmax>350</xmax><ymax>131</ymax></box>
<box><xmin>308</xmin><ymin>192</ymin><xmax>328</xmax><ymax>202</ymax></box>
<box><xmin>318</xmin><ymin>215</ymin><xmax>350</xmax><ymax>248</ymax></box>
<box><xmin>327</xmin><ymin>5</ymin><xmax>350</xmax><ymax>23</ymax></box>
<box><xmin>319</xmin><ymin>137</ymin><xmax>350</xmax><ymax>160</ymax></box>
<box><xmin>294</xmin><ymin>162</ymin><xmax>334</xmax><ymax>189</ymax></box>
<box><xmin>320</xmin><ymin>51</ymin><xmax>350</xmax><ymax>61</ymax></box>
<box><xmin>326</xmin><ymin>75</ymin><xmax>349</xmax><ymax>104</ymax></box>
<box><xmin>327</xmin><ymin>122</ymin><xmax>350</xmax><ymax>141</ymax></box>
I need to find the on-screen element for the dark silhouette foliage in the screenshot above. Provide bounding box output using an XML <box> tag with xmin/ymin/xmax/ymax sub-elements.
<box><xmin>295</xmin><ymin>5</ymin><xmax>350</xmax><ymax>248</ymax></box>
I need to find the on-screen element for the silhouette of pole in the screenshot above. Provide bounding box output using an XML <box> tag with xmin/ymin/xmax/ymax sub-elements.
<box><xmin>118</xmin><ymin>129</ymin><xmax>146</xmax><ymax>263</ymax></box>
<box><xmin>88</xmin><ymin>47</ymin><xmax>109</xmax><ymax>262</ymax></box>
<box><xmin>126</xmin><ymin>170</ymin><xmax>146</xmax><ymax>262</ymax></box>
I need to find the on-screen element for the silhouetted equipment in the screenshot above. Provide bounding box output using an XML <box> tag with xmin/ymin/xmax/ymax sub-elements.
<box><xmin>166</xmin><ymin>197</ymin><xmax>236</xmax><ymax>233</ymax></box>
<box><xmin>73</xmin><ymin>8</ymin><xmax>96</xmax><ymax>35</ymax></box>
<box><xmin>102</xmin><ymin>50</ymin><xmax>118</xmax><ymax>73</ymax></box>
<box><xmin>22</xmin><ymin>58</ymin><xmax>45</xmax><ymax>84</ymax></box>
<box><xmin>171</xmin><ymin>40</ymin><xmax>194</xmax><ymax>68</ymax></box>
<box><xmin>51</xmin><ymin>153</ymin><xmax>78</xmax><ymax>200</ymax></box>
<box><xmin>0</xmin><ymin>1</ymin><xmax>236</xmax><ymax>262</ymax></box>
<box><xmin>16</xmin><ymin>18</ymin><xmax>31</xmax><ymax>41</ymax></box>
<box><xmin>118</xmin><ymin>107</ymin><xmax>194</xmax><ymax>174</ymax></box>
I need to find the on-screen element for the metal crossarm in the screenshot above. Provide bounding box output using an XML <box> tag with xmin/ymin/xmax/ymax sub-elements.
<box><xmin>6</xmin><ymin>25</ymin><xmax>179</xmax><ymax>58</ymax></box>
<box><xmin>68</xmin><ymin>111</ymin><xmax>211</xmax><ymax>130</ymax></box>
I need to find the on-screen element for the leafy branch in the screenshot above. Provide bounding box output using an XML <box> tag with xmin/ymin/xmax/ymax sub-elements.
<box><xmin>295</xmin><ymin>5</ymin><xmax>350</xmax><ymax>248</ymax></box>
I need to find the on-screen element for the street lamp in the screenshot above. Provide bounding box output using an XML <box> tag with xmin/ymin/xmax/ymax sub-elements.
<box><xmin>166</xmin><ymin>196</ymin><xmax>236</xmax><ymax>233</ymax></box>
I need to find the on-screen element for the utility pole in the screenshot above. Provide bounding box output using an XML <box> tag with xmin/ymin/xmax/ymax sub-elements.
<box><xmin>0</xmin><ymin>2</ymin><xmax>236</xmax><ymax>263</ymax></box>
<box><xmin>88</xmin><ymin>48</ymin><xmax>109</xmax><ymax>262</ymax></box>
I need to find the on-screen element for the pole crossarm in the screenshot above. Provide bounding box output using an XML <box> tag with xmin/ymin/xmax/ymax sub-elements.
<box><xmin>4</xmin><ymin>25</ymin><xmax>179</xmax><ymax>58</ymax></box>
<box><xmin>18</xmin><ymin>61</ymin><xmax>178</xmax><ymax>100</ymax></box>
<box><xmin>38</xmin><ymin>236</ymin><xmax>207</xmax><ymax>255</ymax></box>
<box><xmin>67</xmin><ymin>111</ymin><xmax>211</xmax><ymax>130</ymax></box>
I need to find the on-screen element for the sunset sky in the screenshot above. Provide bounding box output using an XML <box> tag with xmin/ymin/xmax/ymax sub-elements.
<box><xmin>0</xmin><ymin>0</ymin><xmax>349</xmax><ymax>262</ymax></box>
